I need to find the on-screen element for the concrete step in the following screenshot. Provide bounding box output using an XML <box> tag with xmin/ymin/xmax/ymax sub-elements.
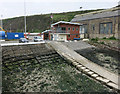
<box><xmin>96</xmin><ymin>77</ymin><xmax>110</xmax><ymax>83</ymax></box>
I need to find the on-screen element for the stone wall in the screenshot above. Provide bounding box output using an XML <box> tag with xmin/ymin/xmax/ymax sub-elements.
<box><xmin>73</xmin><ymin>16</ymin><xmax>119</xmax><ymax>39</ymax></box>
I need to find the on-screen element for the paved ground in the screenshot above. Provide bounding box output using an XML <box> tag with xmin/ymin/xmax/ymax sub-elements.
<box><xmin>0</xmin><ymin>40</ymin><xmax>45</xmax><ymax>47</ymax></box>
<box><xmin>0</xmin><ymin>40</ymin><xmax>34</xmax><ymax>44</ymax></box>
<box><xmin>61</xmin><ymin>41</ymin><xmax>95</xmax><ymax>50</ymax></box>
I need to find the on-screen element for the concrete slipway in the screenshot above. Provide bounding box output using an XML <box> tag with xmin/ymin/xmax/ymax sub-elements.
<box><xmin>49</xmin><ymin>41</ymin><xmax>120</xmax><ymax>90</ymax></box>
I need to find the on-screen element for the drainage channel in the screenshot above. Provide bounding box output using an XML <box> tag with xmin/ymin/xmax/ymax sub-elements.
<box><xmin>2</xmin><ymin>43</ymin><xmax>114</xmax><ymax>92</ymax></box>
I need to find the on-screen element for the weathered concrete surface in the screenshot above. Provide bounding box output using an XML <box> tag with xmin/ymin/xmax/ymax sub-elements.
<box><xmin>49</xmin><ymin>41</ymin><xmax>120</xmax><ymax>90</ymax></box>
<box><xmin>76</xmin><ymin>46</ymin><xmax>119</xmax><ymax>75</ymax></box>
<box><xmin>62</xmin><ymin>41</ymin><xmax>95</xmax><ymax>50</ymax></box>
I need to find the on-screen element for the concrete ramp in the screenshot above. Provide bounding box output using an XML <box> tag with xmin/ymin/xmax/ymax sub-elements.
<box><xmin>49</xmin><ymin>41</ymin><xmax>120</xmax><ymax>90</ymax></box>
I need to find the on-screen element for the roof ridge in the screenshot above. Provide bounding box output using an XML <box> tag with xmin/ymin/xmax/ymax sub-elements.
<box><xmin>75</xmin><ymin>7</ymin><xmax>120</xmax><ymax>17</ymax></box>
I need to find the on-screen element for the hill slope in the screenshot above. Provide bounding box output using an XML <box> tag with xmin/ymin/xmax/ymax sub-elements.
<box><xmin>3</xmin><ymin>9</ymin><xmax>102</xmax><ymax>33</ymax></box>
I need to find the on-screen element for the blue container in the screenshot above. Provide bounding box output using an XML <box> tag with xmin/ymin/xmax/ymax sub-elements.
<box><xmin>0</xmin><ymin>31</ymin><xmax>5</xmax><ymax>37</ymax></box>
<box><xmin>0</xmin><ymin>31</ymin><xmax>5</xmax><ymax>39</ymax></box>
<box><xmin>0</xmin><ymin>37</ymin><xmax>5</xmax><ymax>39</ymax></box>
<box><xmin>74</xmin><ymin>38</ymin><xmax>80</xmax><ymax>40</ymax></box>
<box><xmin>7</xmin><ymin>32</ymin><xmax>24</xmax><ymax>39</ymax></box>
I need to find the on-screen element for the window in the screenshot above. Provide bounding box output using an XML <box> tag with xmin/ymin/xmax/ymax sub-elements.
<box><xmin>76</xmin><ymin>28</ymin><xmax>78</xmax><ymax>31</ymax></box>
<box><xmin>91</xmin><ymin>24</ymin><xmax>95</xmax><ymax>34</ymax></box>
<box><xmin>73</xmin><ymin>28</ymin><xmax>75</xmax><ymax>31</ymax></box>
<box><xmin>92</xmin><ymin>24</ymin><xmax>95</xmax><ymax>31</ymax></box>
<box><xmin>100</xmin><ymin>22</ymin><xmax>112</xmax><ymax>34</ymax></box>
<box><xmin>68</xmin><ymin>28</ymin><xmax>71</xmax><ymax>30</ymax></box>
<box><xmin>80</xmin><ymin>26</ymin><xmax>83</xmax><ymax>33</ymax></box>
<box><xmin>68</xmin><ymin>35</ymin><xmax>70</xmax><ymax>37</ymax></box>
<box><xmin>61</xmin><ymin>27</ymin><xmax>66</xmax><ymax>30</ymax></box>
<box><xmin>82</xmin><ymin>24</ymin><xmax>88</xmax><ymax>33</ymax></box>
<box><xmin>80</xmin><ymin>25</ymin><xmax>87</xmax><ymax>34</ymax></box>
<box><xmin>118</xmin><ymin>23</ymin><xmax>120</xmax><ymax>31</ymax></box>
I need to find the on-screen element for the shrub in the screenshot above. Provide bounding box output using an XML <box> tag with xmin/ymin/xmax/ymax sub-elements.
<box><xmin>91</xmin><ymin>38</ymin><xmax>95</xmax><ymax>41</ymax></box>
<box><xmin>100</xmin><ymin>42</ymin><xmax>104</xmax><ymax>44</ymax></box>
<box><xmin>108</xmin><ymin>36</ymin><xmax>116</xmax><ymax>40</ymax></box>
<box><xmin>91</xmin><ymin>37</ymin><xmax>99</xmax><ymax>42</ymax></box>
<box><xmin>95</xmin><ymin>37</ymin><xmax>99</xmax><ymax>41</ymax></box>
<box><xmin>103</xmin><ymin>37</ymin><xmax>106</xmax><ymax>39</ymax></box>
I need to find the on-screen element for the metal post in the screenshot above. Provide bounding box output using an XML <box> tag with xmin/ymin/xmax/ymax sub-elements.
<box><xmin>1</xmin><ymin>15</ymin><xmax>3</xmax><ymax>29</ymax></box>
<box><xmin>24</xmin><ymin>0</ymin><xmax>26</xmax><ymax>34</ymax></box>
<box><xmin>10</xmin><ymin>24</ymin><xmax>11</xmax><ymax>32</ymax></box>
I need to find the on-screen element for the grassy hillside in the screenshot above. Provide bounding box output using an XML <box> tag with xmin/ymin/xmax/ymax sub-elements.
<box><xmin>3</xmin><ymin>9</ymin><xmax>102</xmax><ymax>33</ymax></box>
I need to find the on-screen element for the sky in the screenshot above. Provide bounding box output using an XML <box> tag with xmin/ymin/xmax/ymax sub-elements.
<box><xmin>0</xmin><ymin>0</ymin><xmax>119</xmax><ymax>19</ymax></box>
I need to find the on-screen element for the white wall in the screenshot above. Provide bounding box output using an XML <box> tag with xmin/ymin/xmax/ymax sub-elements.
<box><xmin>52</xmin><ymin>33</ymin><xmax>67</xmax><ymax>41</ymax></box>
<box><xmin>58</xmin><ymin>34</ymin><xmax>67</xmax><ymax>41</ymax></box>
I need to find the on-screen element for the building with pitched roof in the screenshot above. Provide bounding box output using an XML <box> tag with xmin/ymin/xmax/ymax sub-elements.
<box><xmin>71</xmin><ymin>6</ymin><xmax>120</xmax><ymax>39</ymax></box>
<box><xmin>42</xmin><ymin>21</ymin><xmax>82</xmax><ymax>41</ymax></box>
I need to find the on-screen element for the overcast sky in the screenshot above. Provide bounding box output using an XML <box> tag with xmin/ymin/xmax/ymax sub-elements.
<box><xmin>0</xmin><ymin>0</ymin><xmax>119</xmax><ymax>19</ymax></box>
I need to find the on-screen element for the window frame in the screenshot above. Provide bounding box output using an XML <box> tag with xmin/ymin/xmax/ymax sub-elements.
<box><xmin>72</xmin><ymin>27</ymin><xmax>75</xmax><ymax>31</ymax></box>
<box><xmin>68</xmin><ymin>27</ymin><xmax>71</xmax><ymax>31</ymax></box>
<box><xmin>76</xmin><ymin>28</ymin><xmax>78</xmax><ymax>31</ymax></box>
<box><xmin>99</xmin><ymin>22</ymin><xmax>112</xmax><ymax>34</ymax></box>
<box><xmin>61</xmin><ymin>27</ymin><xmax>66</xmax><ymax>31</ymax></box>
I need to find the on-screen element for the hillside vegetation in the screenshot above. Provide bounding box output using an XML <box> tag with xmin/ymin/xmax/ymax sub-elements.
<box><xmin>3</xmin><ymin>9</ymin><xmax>102</xmax><ymax>33</ymax></box>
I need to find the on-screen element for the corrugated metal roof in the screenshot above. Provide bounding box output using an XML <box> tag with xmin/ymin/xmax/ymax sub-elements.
<box><xmin>71</xmin><ymin>7</ymin><xmax>120</xmax><ymax>22</ymax></box>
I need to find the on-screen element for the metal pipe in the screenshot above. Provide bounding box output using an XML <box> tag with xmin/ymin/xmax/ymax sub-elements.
<box><xmin>1</xmin><ymin>15</ymin><xmax>3</xmax><ymax>29</ymax></box>
<box><xmin>24</xmin><ymin>0</ymin><xmax>26</xmax><ymax>34</ymax></box>
<box><xmin>10</xmin><ymin>24</ymin><xmax>11</xmax><ymax>32</ymax></box>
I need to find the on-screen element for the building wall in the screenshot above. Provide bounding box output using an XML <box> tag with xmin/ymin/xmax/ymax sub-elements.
<box><xmin>73</xmin><ymin>16</ymin><xmax>120</xmax><ymax>39</ymax></box>
<box><xmin>53</xmin><ymin>23</ymin><xmax>80</xmax><ymax>40</ymax></box>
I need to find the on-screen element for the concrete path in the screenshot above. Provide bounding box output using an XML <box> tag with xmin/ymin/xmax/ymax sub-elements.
<box><xmin>49</xmin><ymin>41</ymin><xmax>120</xmax><ymax>90</ymax></box>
